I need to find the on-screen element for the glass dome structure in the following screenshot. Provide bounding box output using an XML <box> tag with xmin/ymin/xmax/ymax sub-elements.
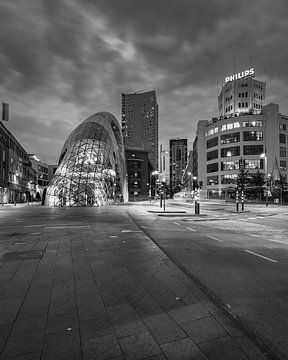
<box><xmin>45</xmin><ymin>112</ymin><xmax>128</xmax><ymax>207</ymax></box>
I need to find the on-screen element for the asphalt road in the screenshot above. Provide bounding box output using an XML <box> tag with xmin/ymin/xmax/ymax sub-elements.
<box><xmin>129</xmin><ymin>201</ymin><xmax>288</xmax><ymax>359</ymax></box>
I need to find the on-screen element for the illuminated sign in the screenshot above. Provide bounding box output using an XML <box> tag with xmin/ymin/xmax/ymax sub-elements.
<box><xmin>225</xmin><ymin>68</ymin><xmax>255</xmax><ymax>84</ymax></box>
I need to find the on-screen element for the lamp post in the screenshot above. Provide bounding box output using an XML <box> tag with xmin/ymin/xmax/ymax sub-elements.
<box><xmin>187</xmin><ymin>172</ymin><xmax>192</xmax><ymax>200</ymax></box>
<box><xmin>260</xmin><ymin>152</ymin><xmax>269</xmax><ymax>207</ymax></box>
<box><xmin>149</xmin><ymin>170</ymin><xmax>158</xmax><ymax>201</ymax></box>
<box><xmin>193</xmin><ymin>176</ymin><xmax>200</xmax><ymax>214</ymax></box>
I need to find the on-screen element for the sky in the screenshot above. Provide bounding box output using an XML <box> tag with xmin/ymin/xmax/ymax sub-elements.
<box><xmin>1</xmin><ymin>0</ymin><xmax>288</xmax><ymax>164</ymax></box>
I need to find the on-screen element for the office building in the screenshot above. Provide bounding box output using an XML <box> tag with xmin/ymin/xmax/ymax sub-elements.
<box><xmin>194</xmin><ymin>68</ymin><xmax>288</xmax><ymax>200</ymax></box>
<box><xmin>0</xmin><ymin>121</ymin><xmax>37</xmax><ymax>204</ymax></box>
<box><xmin>125</xmin><ymin>149</ymin><xmax>152</xmax><ymax>201</ymax></box>
<box><xmin>169</xmin><ymin>138</ymin><xmax>187</xmax><ymax>193</ymax></box>
<box><xmin>218</xmin><ymin>67</ymin><xmax>265</xmax><ymax>116</ymax></box>
<box><xmin>121</xmin><ymin>90</ymin><xmax>159</xmax><ymax>171</ymax></box>
<box><xmin>45</xmin><ymin>112</ymin><xmax>128</xmax><ymax>207</ymax></box>
<box><xmin>29</xmin><ymin>154</ymin><xmax>49</xmax><ymax>201</ymax></box>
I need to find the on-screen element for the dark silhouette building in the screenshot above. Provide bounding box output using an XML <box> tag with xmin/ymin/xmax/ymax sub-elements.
<box><xmin>121</xmin><ymin>90</ymin><xmax>159</xmax><ymax>171</ymax></box>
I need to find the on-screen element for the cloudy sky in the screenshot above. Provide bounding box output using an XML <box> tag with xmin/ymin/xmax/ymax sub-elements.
<box><xmin>1</xmin><ymin>0</ymin><xmax>288</xmax><ymax>164</ymax></box>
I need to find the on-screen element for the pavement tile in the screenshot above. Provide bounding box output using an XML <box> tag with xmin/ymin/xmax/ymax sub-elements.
<box><xmin>46</xmin><ymin>312</ymin><xmax>79</xmax><ymax>335</ymax></box>
<box><xmin>41</xmin><ymin>328</ymin><xmax>82</xmax><ymax>360</ymax></box>
<box><xmin>233</xmin><ymin>336</ymin><xmax>270</xmax><ymax>360</ymax></box>
<box><xmin>143</xmin><ymin>313</ymin><xmax>186</xmax><ymax>345</ymax></box>
<box><xmin>1</xmin><ymin>351</ymin><xmax>41</xmax><ymax>359</ymax></box>
<box><xmin>100</xmin><ymin>283</ymin><xmax>128</xmax><ymax>307</ymax></box>
<box><xmin>74</xmin><ymin>280</ymin><xmax>99</xmax><ymax>297</ymax></box>
<box><xmin>0</xmin><ymin>323</ymin><xmax>12</xmax><ymax>353</ymax></box>
<box><xmin>82</xmin><ymin>333</ymin><xmax>122</xmax><ymax>360</ymax></box>
<box><xmin>143</xmin><ymin>355</ymin><xmax>167</xmax><ymax>360</ymax></box>
<box><xmin>79</xmin><ymin>314</ymin><xmax>114</xmax><ymax>340</ymax></box>
<box><xmin>119</xmin><ymin>331</ymin><xmax>162</xmax><ymax>360</ymax></box>
<box><xmin>182</xmin><ymin>316</ymin><xmax>227</xmax><ymax>344</ymax></box>
<box><xmin>76</xmin><ymin>293</ymin><xmax>106</xmax><ymax>321</ymax></box>
<box><xmin>20</xmin><ymin>289</ymin><xmax>51</xmax><ymax>315</ymax></box>
<box><xmin>198</xmin><ymin>336</ymin><xmax>248</xmax><ymax>360</ymax></box>
<box><xmin>1</xmin><ymin>327</ymin><xmax>45</xmax><ymax>358</ymax></box>
<box><xmin>0</xmin><ymin>298</ymin><xmax>23</xmax><ymax>325</ymax></box>
<box><xmin>161</xmin><ymin>337</ymin><xmax>208</xmax><ymax>360</ymax></box>
<box><xmin>12</xmin><ymin>312</ymin><xmax>47</xmax><ymax>333</ymax></box>
<box><xmin>168</xmin><ymin>303</ymin><xmax>211</xmax><ymax>324</ymax></box>
<box><xmin>107</xmin><ymin>302</ymin><xmax>147</xmax><ymax>338</ymax></box>
<box><xmin>124</xmin><ymin>287</ymin><xmax>162</xmax><ymax>316</ymax></box>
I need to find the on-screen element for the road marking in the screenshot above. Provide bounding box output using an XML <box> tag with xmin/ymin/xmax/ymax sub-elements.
<box><xmin>207</xmin><ymin>235</ymin><xmax>224</xmax><ymax>243</ymax></box>
<box><xmin>121</xmin><ymin>230</ymin><xmax>142</xmax><ymax>233</ymax></box>
<box><xmin>186</xmin><ymin>227</ymin><xmax>196</xmax><ymax>232</ymax></box>
<box><xmin>174</xmin><ymin>222</ymin><xmax>180</xmax><ymax>225</ymax></box>
<box><xmin>24</xmin><ymin>225</ymin><xmax>43</xmax><ymax>227</ymax></box>
<box><xmin>244</xmin><ymin>250</ymin><xmax>278</xmax><ymax>263</ymax></box>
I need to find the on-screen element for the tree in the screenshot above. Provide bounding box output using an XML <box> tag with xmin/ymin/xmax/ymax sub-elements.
<box><xmin>249</xmin><ymin>169</ymin><xmax>265</xmax><ymax>187</ymax></box>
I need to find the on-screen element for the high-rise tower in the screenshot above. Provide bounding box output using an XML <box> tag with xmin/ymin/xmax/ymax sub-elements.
<box><xmin>121</xmin><ymin>90</ymin><xmax>159</xmax><ymax>170</ymax></box>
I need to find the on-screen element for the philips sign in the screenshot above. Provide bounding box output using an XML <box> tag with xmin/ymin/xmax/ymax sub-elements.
<box><xmin>225</xmin><ymin>68</ymin><xmax>255</xmax><ymax>84</ymax></box>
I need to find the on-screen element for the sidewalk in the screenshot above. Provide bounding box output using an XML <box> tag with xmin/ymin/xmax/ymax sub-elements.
<box><xmin>0</xmin><ymin>205</ymin><xmax>271</xmax><ymax>359</ymax></box>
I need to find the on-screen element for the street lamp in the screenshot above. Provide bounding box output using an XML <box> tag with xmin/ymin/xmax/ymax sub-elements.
<box><xmin>187</xmin><ymin>172</ymin><xmax>192</xmax><ymax>200</ymax></box>
<box><xmin>261</xmin><ymin>152</ymin><xmax>269</xmax><ymax>207</ymax></box>
<box><xmin>193</xmin><ymin>176</ymin><xmax>200</xmax><ymax>214</ymax></box>
<box><xmin>149</xmin><ymin>170</ymin><xmax>159</xmax><ymax>201</ymax></box>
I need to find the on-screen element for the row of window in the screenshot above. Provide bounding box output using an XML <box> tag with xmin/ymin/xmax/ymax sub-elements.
<box><xmin>207</xmin><ymin>159</ymin><xmax>264</xmax><ymax>173</ymax></box>
<box><xmin>207</xmin><ymin>131</ymin><xmax>263</xmax><ymax>149</ymax></box>
<box><xmin>207</xmin><ymin>145</ymin><xmax>264</xmax><ymax>159</ymax></box>
<box><xmin>207</xmin><ymin>172</ymin><xmax>287</xmax><ymax>186</ymax></box>
<box><xmin>206</xmin><ymin>120</ymin><xmax>263</xmax><ymax>137</ymax></box>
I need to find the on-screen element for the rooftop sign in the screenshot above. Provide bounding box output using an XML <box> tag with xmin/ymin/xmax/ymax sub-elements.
<box><xmin>225</xmin><ymin>68</ymin><xmax>255</xmax><ymax>84</ymax></box>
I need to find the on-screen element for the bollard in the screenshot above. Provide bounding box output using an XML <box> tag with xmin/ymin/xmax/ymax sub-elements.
<box><xmin>236</xmin><ymin>190</ymin><xmax>239</xmax><ymax>212</ymax></box>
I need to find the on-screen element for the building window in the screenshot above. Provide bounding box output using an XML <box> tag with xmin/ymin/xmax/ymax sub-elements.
<box><xmin>279</xmin><ymin>133</ymin><xmax>286</xmax><ymax>144</ymax></box>
<box><xmin>220</xmin><ymin>132</ymin><xmax>240</xmax><ymax>144</ymax></box>
<box><xmin>207</xmin><ymin>175</ymin><xmax>219</xmax><ymax>185</ymax></box>
<box><xmin>280</xmin><ymin>160</ymin><xmax>287</xmax><ymax>171</ymax></box>
<box><xmin>207</xmin><ymin>149</ymin><xmax>218</xmax><ymax>161</ymax></box>
<box><xmin>280</xmin><ymin>147</ymin><xmax>286</xmax><ymax>157</ymax></box>
<box><xmin>206</xmin><ymin>137</ymin><xmax>218</xmax><ymax>149</ymax></box>
<box><xmin>243</xmin><ymin>145</ymin><xmax>263</xmax><ymax>156</ymax></box>
<box><xmin>221</xmin><ymin>161</ymin><xmax>239</xmax><ymax>171</ymax></box>
<box><xmin>221</xmin><ymin>174</ymin><xmax>238</xmax><ymax>184</ymax></box>
<box><xmin>221</xmin><ymin>146</ymin><xmax>240</xmax><ymax>158</ymax></box>
<box><xmin>243</xmin><ymin>120</ymin><xmax>263</xmax><ymax>127</ymax></box>
<box><xmin>243</xmin><ymin>131</ymin><xmax>263</xmax><ymax>141</ymax></box>
<box><xmin>207</xmin><ymin>162</ymin><xmax>219</xmax><ymax>173</ymax></box>
<box><xmin>245</xmin><ymin>159</ymin><xmax>264</xmax><ymax>169</ymax></box>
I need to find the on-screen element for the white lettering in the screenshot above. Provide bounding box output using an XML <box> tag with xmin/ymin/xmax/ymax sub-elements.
<box><xmin>225</xmin><ymin>68</ymin><xmax>255</xmax><ymax>83</ymax></box>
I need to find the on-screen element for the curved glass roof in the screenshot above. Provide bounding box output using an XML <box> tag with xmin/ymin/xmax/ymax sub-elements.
<box><xmin>45</xmin><ymin>112</ymin><xmax>128</xmax><ymax>207</ymax></box>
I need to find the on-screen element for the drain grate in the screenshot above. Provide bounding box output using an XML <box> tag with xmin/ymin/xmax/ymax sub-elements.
<box><xmin>1</xmin><ymin>250</ymin><xmax>43</xmax><ymax>261</ymax></box>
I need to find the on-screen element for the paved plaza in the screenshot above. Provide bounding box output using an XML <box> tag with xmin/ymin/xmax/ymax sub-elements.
<box><xmin>0</xmin><ymin>202</ymin><xmax>277</xmax><ymax>359</ymax></box>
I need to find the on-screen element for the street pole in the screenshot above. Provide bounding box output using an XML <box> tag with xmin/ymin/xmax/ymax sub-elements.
<box><xmin>236</xmin><ymin>189</ymin><xmax>239</xmax><ymax>211</ymax></box>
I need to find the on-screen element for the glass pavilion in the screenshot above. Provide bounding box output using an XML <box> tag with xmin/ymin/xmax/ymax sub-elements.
<box><xmin>45</xmin><ymin>112</ymin><xmax>128</xmax><ymax>206</ymax></box>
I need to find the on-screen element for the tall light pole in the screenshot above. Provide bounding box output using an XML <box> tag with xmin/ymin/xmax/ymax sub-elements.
<box><xmin>149</xmin><ymin>170</ymin><xmax>158</xmax><ymax>201</ymax></box>
<box><xmin>261</xmin><ymin>152</ymin><xmax>269</xmax><ymax>207</ymax></box>
<box><xmin>187</xmin><ymin>172</ymin><xmax>192</xmax><ymax>200</ymax></box>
